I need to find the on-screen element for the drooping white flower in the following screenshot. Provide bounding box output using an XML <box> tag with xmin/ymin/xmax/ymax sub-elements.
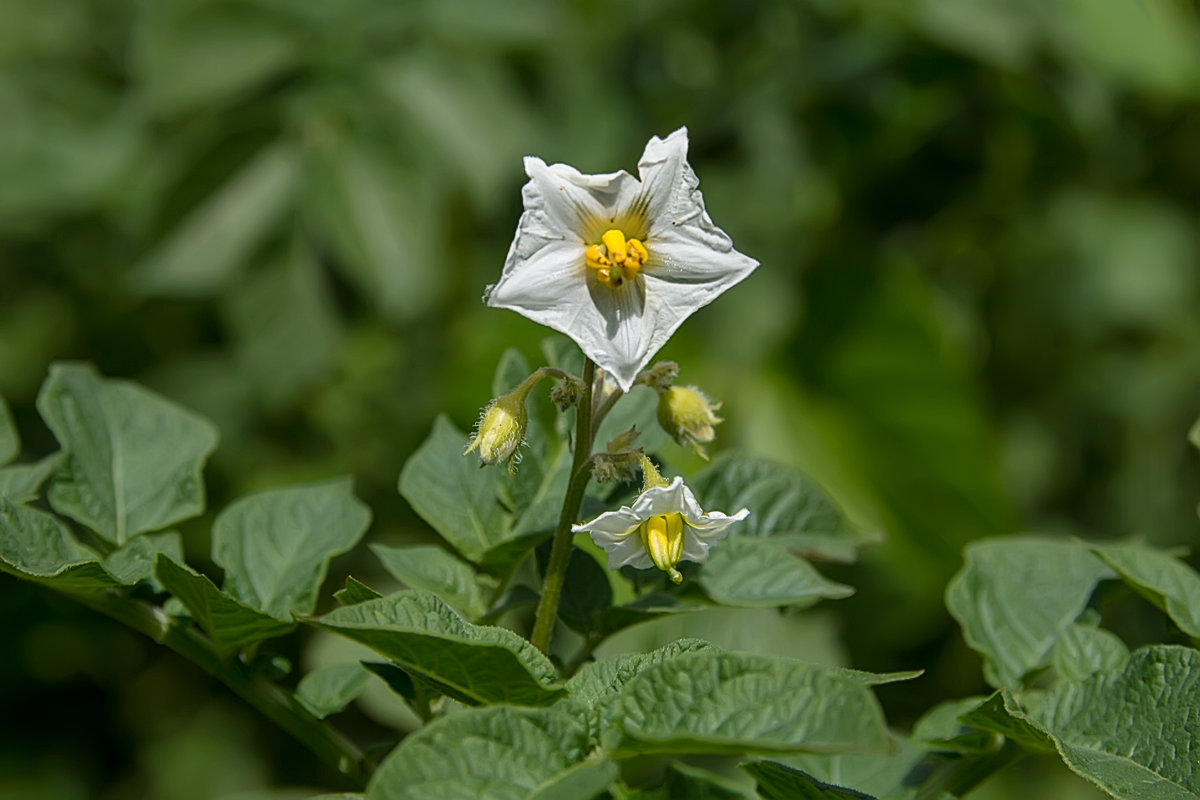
<box><xmin>572</xmin><ymin>476</ymin><xmax>748</xmax><ymax>583</ymax></box>
<box><xmin>484</xmin><ymin>128</ymin><xmax>758</xmax><ymax>392</ymax></box>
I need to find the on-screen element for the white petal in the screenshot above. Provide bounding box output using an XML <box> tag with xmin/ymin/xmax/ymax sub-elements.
<box><xmin>522</xmin><ymin>157</ymin><xmax>635</xmax><ymax>238</ymax></box>
<box><xmin>629</xmin><ymin>476</ymin><xmax>688</xmax><ymax>517</ymax></box>
<box><xmin>486</xmin><ymin>239</ymin><xmax>589</xmax><ymax>311</ymax></box>
<box><xmin>680</xmin><ymin>508</ymin><xmax>749</xmax><ymax>564</ymax></box>
<box><xmin>573</xmin><ymin>506</ymin><xmax>644</xmax><ymax>537</ymax></box>
<box><xmin>573</xmin><ymin>507</ymin><xmax>653</xmax><ymax>570</ymax></box>
<box><xmin>584</xmin><ymin>277</ymin><xmax>656</xmax><ymax>392</ymax></box>
<box><xmin>636</xmin><ymin>127</ymin><xmax>706</xmax><ymax>228</ymax></box>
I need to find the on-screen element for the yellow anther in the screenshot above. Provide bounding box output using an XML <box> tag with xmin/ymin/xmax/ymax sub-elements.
<box><xmin>601</xmin><ymin>229</ymin><xmax>628</xmax><ymax>264</ymax></box>
<box><xmin>640</xmin><ymin>513</ymin><xmax>685</xmax><ymax>583</ymax></box>
<box><xmin>585</xmin><ymin>244</ymin><xmax>611</xmax><ymax>270</ymax></box>
<box><xmin>628</xmin><ymin>238</ymin><xmax>648</xmax><ymax>264</ymax></box>
<box><xmin>586</xmin><ymin>229</ymin><xmax>648</xmax><ymax>289</ymax></box>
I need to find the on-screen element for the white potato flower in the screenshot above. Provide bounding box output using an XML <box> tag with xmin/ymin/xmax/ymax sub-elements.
<box><xmin>572</xmin><ymin>476</ymin><xmax>749</xmax><ymax>583</ymax></box>
<box><xmin>484</xmin><ymin>128</ymin><xmax>758</xmax><ymax>392</ymax></box>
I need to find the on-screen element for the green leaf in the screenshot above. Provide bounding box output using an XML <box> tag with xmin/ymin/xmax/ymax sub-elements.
<box><xmin>741</xmin><ymin>760</ymin><xmax>877</xmax><ymax>800</ymax></box>
<box><xmin>361</xmin><ymin>661</ymin><xmax>417</xmax><ymax>701</ymax></box>
<box><xmin>133</xmin><ymin>3</ymin><xmax>300</xmax><ymax>114</ymax></box>
<box><xmin>957</xmin><ymin>693</ymin><xmax>1055</xmax><ymax>754</ymax></box>
<box><xmin>594</xmin><ymin>385</ymin><xmax>670</xmax><ymax>455</ymax></box>
<box><xmin>367</xmin><ymin>706</ymin><xmax>595</xmax><ymax>800</ymax></box>
<box><xmin>911</xmin><ymin>695</ymin><xmax>994</xmax><ymax>753</ymax></box>
<box><xmin>547</xmin><ymin>545</ymin><xmax>613</xmax><ymax>634</ymax></box>
<box><xmin>610</xmin><ymin>651</ymin><xmax>891</xmax><ymax>756</ymax></box>
<box><xmin>0</xmin><ymin>394</ymin><xmax>17</xmax><ymax>465</ymax></box>
<box><xmin>155</xmin><ymin>554</ymin><xmax>294</xmax><ymax>652</ymax></box>
<box><xmin>305</xmin><ymin>590</ymin><xmax>564</xmax><ymax>706</ymax></box>
<box><xmin>1017</xmin><ymin>645</ymin><xmax>1200</xmax><ymax>799</ymax></box>
<box><xmin>565</xmin><ymin>639</ymin><xmax>718</xmax><ymax>741</ymax></box>
<box><xmin>691</xmin><ymin>456</ymin><xmax>874</xmax><ymax>562</ymax></box>
<box><xmin>36</xmin><ymin>363</ymin><xmax>219</xmax><ymax>545</ymax></box>
<box><xmin>1052</xmin><ymin>622</ymin><xmax>1130</xmax><ymax>682</ymax></box>
<box><xmin>528</xmin><ymin>759</ymin><xmax>618</xmax><ymax>800</ymax></box>
<box><xmin>945</xmin><ymin>537</ymin><xmax>1116</xmax><ymax>688</ymax></box>
<box><xmin>130</xmin><ymin>142</ymin><xmax>300</xmax><ymax>297</ymax></box>
<box><xmin>699</xmin><ymin>538</ymin><xmax>854</xmax><ymax>608</ymax></box>
<box><xmin>0</xmin><ymin>452</ymin><xmax>62</xmax><ymax>503</ymax></box>
<box><xmin>305</xmin><ymin>136</ymin><xmax>444</xmax><ymax>321</ymax></box>
<box><xmin>213</xmin><ymin>478</ymin><xmax>371</xmax><ymax>619</ymax></box>
<box><xmin>104</xmin><ymin>530</ymin><xmax>183</xmax><ymax>586</ymax></box>
<box><xmin>773</xmin><ymin>735</ymin><xmax>928</xmax><ymax>800</ymax></box>
<box><xmin>371</xmin><ymin>543</ymin><xmax>492</xmax><ymax>619</ymax></box>
<box><xmin>655</xmin><ymin>762</ymin><xmax>755</xmax><ymax>800</ymax></box>
<box><xmin>0</xmin><ymin>499</ymin><xmax>126</xmax><ymax>593</ymax></box>
<box><xmin>592</xmin><ymin>593</ymin><xmax>706</xmax><ymax>639</ymax></box>
<box><xmin>222</xmin><ymin>248</ymin><xmax>343</xmax><ymax>409</ymax></box>
<box><xmin>335</xmin><ymin>577</ymin><xmax>384</xmax><ymax>606</ymax></box>
<box><xmin>1092</xmin><ymin>542</ymin><xmax>1200</xmax><ymax>638</ymax></box>
<box><xmin>399</xmin><ymin>415</ymin><xmax>547</xmax><ymax>572</ymax></box>
<box><xmin>295</xmin><ymin>663</ymin><xmax>370</xmax><ymax>719</ymax></box>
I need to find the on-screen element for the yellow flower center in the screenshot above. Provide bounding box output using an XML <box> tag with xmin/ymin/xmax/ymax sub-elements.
<box><xmin>639</xmin><ymin>512</ymin><xmax>684</xmax><ymax>583</ymax></box>
<box><xmin>585</xmin><ymin>228</ymin><xmax>648</xmax><ymax>289</ymax></box>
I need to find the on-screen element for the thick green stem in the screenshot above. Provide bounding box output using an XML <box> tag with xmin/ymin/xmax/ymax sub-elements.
<box><xmin>530</xmin><ymin>358</ymin><xmax>596</xmax><ymax>655</ymax></box>
<box><xmin>74</xmin><ymin>590</ymin><xmax>369</xmax><ymax>789</ymax></box>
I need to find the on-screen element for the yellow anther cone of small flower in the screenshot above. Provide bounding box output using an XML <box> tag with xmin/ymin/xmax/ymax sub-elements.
<box><xmin>572</xmin><ymin>453</ymin><xmax>748</xmax><ymax>583</ymax></box>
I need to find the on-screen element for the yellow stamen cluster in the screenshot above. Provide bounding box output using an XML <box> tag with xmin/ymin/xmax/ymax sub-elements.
<box><xmin>639</xmin><ymin>512</ymin><xmax>685</xmax><ymax>583</ymax></box>
<box><xmin>586</xmin><ymin>228</ymin><xmax>648</xmax><ymax>289</ymax></box>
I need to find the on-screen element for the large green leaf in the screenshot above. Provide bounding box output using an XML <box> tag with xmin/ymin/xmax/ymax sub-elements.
<box><xmin>564</xmin><ymin>639</ymin><xmax>718</xmax><ymax>741</ymax></box>
<box><xmin>0</xmin><ymin>394</ymin><xmax>17</xmax><ymax>465</ymax></box>
<box><xmin>367</xmin><ymin>706</ymin><xmax>601</xmax><ymax>800</ymax></box>
<box><xmin>213</xmin><ymin>478</ymin><xmax>371</xmax><ymax>619</ymax></box>
<box><xmin>399</xmin><ymin>415</ymin><xmax>548</xmax><ymax>572</ymax></box>
<box><xmin>742</xmin><ymin>760</ymin><xmax>877</xmax><ymax>800</ymax></box>
<box><xmin>691</xmin><ymin>456</ymin><xmax>874</xmax><ymax>562</ymax></box>
<box><xmin>1052</xmin><ymin>622</ymin><xmax>1130</xmax><ymax>683</ymax></box>
<box><xmin>155</xmin><ymin>555</ymin><xmax>294</xmax><ymax>652</ymax></box>
<box><xmin>1017</xmin><ymin>645</ymin><xmax>1200</xmax><ymax>799</ymax></box>
<box><xmin>104</xmin><ymin>531</ymin><xmax>183</xmax><ymax>585</ymax></box>
<box><xmin>0</xmin><ymin>499</ymin><xmax>127</xmax><ymax>593</ymax></box>
<box><xmin>129</xmin><ymin>142</ymin><xmax>300</xmax><ymax>297</ymax></box>
<box><xmin>371</xmin><ymin>543</ymin><xmax>492</xmax><ymax>619</ymax></box>
<box><xmin>700</xmin><ymin>538</ymin><xmax>854</xmax><ymax>608</ymax></box>
<box><xmin>305</xmin><ymin>590</ymin><xmax>564</xmax><ymax>706</ymax></box>
<box><xmin>945</xmin><ymin>537</ymin><xmax>1116</xmax><ymax>688</ymax></box>
<box><xmin>0</xmin><ymin>452</ymin><xmax>62</xmax><ymax>503</ymax></box>
<box><xmin>609</xmin><ymin>651</ymin><xmax>891</xmax><ymax>756</ymax></box>
<box><xmin>1092</xmin><ymin>543</ymin><xmax>1200</xmax><ymax>638</ymax></box>
<box><xmin>295</xmin><ymin>664</ymin><xmax>370</xmax><ymax>720</ymax></box>
<box><xmin>36</xmin><ymin>363</ymin><xmax>219</xmax><ymax>544</ymax></box>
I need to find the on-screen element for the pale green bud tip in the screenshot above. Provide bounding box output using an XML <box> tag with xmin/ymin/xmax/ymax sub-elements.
<box><xmin>657</xmin><ymin>385</ymin><xmax>723</xmax><ymax>460</ymax></box>
<box><xmin>464</xmin><ymin>393</ymin><xmax>528</xmax><ymax>474</ymax></box>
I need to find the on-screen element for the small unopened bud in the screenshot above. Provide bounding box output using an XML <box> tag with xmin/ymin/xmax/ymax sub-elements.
<box><xmin>464</xmin><ymin>392</ymin><xmax>528</xmax><ymax>474</ymax></box>
<box><xmin>550</xmin><ymin>376</ymin><xmax>585</xmax><ymax>411</ymax></box>
<box><xmin>657</xmin><ymin>385</ymin><xmax>723</xmax><ymax>460</ymax></box>
<box><xmin>607</xmin><ymin>425</ymin><xmax>641</xmax><ymax>453</ymax></box>
<box><xmin>591</xmin><ymin>452</ymin><xmax>641</xmax><ymax>484</ymax></box>
<box><xmin>639</xmin><ymin>361</ymin><xmax>679</xmax><ymax>392</ymax></box>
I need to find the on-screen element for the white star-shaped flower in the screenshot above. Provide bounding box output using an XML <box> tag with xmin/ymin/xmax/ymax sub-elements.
<box><xmin>572</xmin><ymin>476</ymin><xmax>749</xmax><ymax>583</ymax></box>
<box><xmin>484</xmin><ymin>127</ymin><xmax>758</xmax><ymax>392</ymax></box>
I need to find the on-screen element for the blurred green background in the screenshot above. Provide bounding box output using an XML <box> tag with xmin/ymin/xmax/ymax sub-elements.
<box><xmin>2</xmin><ymin>0</ymin><xmax>1199</xmax><ymax>798</ymax></box>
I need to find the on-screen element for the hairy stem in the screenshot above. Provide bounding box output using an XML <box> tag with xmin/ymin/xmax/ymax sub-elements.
<box><xmin>74</xmin><ymin>591</ymin><xmax>369</xmax><ymax>789</ymax></box>
<box><xmin>530</xmin><ymin>358</ymin><xmax>596</xmax><ymax>655</ymax></box>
